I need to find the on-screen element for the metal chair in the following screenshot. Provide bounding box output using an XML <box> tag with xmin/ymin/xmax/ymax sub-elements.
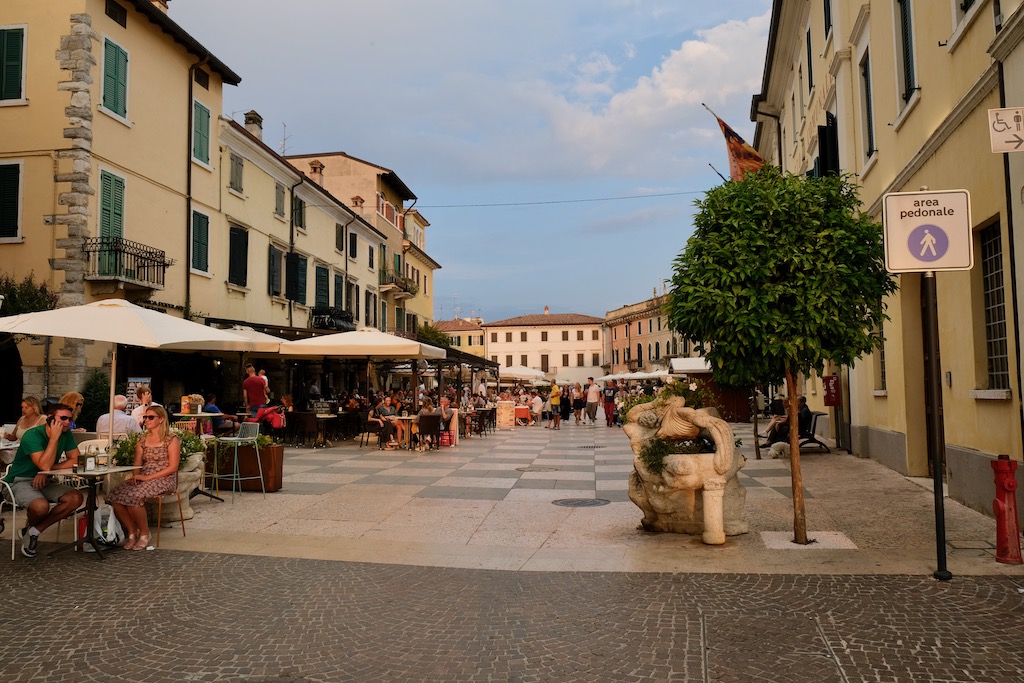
<box><xmin>358</xmin><ymin>412</ymin><xmax>382</xmax><ymax>448</ymax></box>
<box><xmin>415</xmin><ymin>414</ymin><xmax>442</xmax><ymax>451</ymax></box>
<box><xmin>1</xmin><ymin>469</ymin><xmax>18</xmax><ymax>560</ymax></box>
<box><xmin>215</xmin><ymin>422</ymin><xmax>265</xmax><ymax>501</ymax></box>
<box><xmin>145</xmin><ymin>488</ymin><xmax>186</xmax><ymax>547</ymax></box>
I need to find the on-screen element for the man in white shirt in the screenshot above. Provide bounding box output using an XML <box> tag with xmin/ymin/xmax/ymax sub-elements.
<box><xmin>585</xmin><ymin>377</ymin><xmax>602</xmax><ymax>426</ymax></box>
<box><xmin>96</xmin><ymin>394</ymin><xmax>142</xmax><ymax>436</ymax></box>
<box><xmin>529</xmin><ymin>390</ymin><xmax>543</xmax><ymax>426</ymax></box>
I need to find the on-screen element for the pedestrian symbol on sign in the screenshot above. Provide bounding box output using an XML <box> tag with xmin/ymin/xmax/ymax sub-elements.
<box><xmin>908</xmin><ymin>224</ymin><xmax>948</xmax><ymax>262</ymax></box>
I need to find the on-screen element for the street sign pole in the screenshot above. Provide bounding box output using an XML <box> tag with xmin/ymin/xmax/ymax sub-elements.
<box><xmin>922</xmin><ymin>271</ymin><xmax>952</xmax><ymax>581</ymax></box>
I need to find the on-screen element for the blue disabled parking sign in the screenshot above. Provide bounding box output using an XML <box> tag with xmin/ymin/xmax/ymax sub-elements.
<box><xmin>883</xmin><ymin>190</ymin><xmax>972</xmax><ymax>273</ymax></box>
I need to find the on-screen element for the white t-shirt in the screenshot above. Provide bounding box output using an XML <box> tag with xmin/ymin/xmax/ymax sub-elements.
<box><xmin>586</xmin><ymin>383</ymin><xmax>601</xmax><ymax>403</ymax></box>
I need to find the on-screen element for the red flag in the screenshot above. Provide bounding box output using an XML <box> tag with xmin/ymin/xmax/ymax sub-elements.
<box><xmin>706</xmin><ymin>106</ymin><xmax>765</xmax><ymax>180</ymax></box>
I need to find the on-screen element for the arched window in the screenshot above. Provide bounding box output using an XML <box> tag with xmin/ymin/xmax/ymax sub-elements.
<box><xmin>636</xmin><ymin>343</ymin><xmax>643</xmax><ymax>366</ymax></box>
<box><xmin>655</xmin><ymin>342</ymin><xmax>661</xmax><ymax>359</ymax></box>
<box><xmin>648</xmin><ymin>343</ymin><xmax>652</xmax><ymax>360</ymax></box>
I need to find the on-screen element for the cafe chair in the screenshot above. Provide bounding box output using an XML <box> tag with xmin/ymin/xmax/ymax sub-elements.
<box><xmin>416</xmin><ymin>414</ymin><xmax>442</xmax><ymax>452</ymax></box>
<box><xmin>1</xmin><ymin>473</ymin><xmax>18</xmax><ymax>560</ymax></box>
<box><xmin>145</xmin><ymin>489</ymin><xmax>185</xmax><ymax>548</ymax></box>
<box><xmin>216</xmin><ymin>422</ymin><xmax>265</xmax><ymax>501</ymax></box>
<box><xmin>358</xmin><ymin>414</ymin><xmax>382</xmax><ymax>449</ymax></box>
<box><xmin>173</xmin><ymin>419</ymin><xmax>198</xmax><ymax>435</ymax></box>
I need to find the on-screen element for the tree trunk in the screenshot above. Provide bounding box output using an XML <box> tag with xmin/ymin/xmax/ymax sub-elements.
<box><xmin>751</xmin><ymin>385</ymin><xmax>762</xmax><ymax>460</ymax></box>
<box><xmin>786</xmin><ymin>368</ymin><xmax>808</xmax><ymax>544</ymax></box>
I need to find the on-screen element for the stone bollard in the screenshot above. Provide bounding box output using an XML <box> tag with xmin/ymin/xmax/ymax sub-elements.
<box><xmin>992</xmin><ymin>454</ymin><xmax>1022</xmax><ymax>565</ymax></box>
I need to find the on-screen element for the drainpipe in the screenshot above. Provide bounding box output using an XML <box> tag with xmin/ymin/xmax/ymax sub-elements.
<box><xmin>184</xmin><ymin>54</ymin><xmax>210</xmax><ymax>320</ymax></box>
<box><xmin>754</xmin><ymin>109</ymin><xmax>784</xmax><ymax>169</ymax></box>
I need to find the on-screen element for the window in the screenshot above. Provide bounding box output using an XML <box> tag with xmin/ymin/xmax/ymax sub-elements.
<box><xmin>648</xmin><ymin>320</ymin><xmax>653</xmax><ymax>333</ymax></box>
<box><xmin>491</xmin><ymin>355</ymin><xmax>498</xmax><ymax>363</ymax></box>
<box><xmin>592</xmin><ymin>330</ymin><xmax>599</xmax><ymax>341</ymax></box>
<box><xmin>228</xmin><ymin>226</ymin><xmax>248</xmax><ymax>287</ymax></box>
<box><xmin>636</xmin><ymin>322</ymin><xmax>641</xmax><ymax>334</ymax></box>
<box><xmin>648</xmin><ymin>344</ymin><xmax>653</xmax><ymax>360</ymax></box>
<box><xmin>562</xmin><ymin>354</ymin><xmax>569</xmax><ymax>367</ymax></box>
<box><xmin>275</xmin><ymin>184</ymin><xmax>285</xmax><ymax>217</ymax></box>
<box><xmin>562</xmin><ymin>331</ymin><xmax>569</xmax><ymax>341</ymax></box>
<box><xmin>506</xmin><ymin>355</ymin><xmax>513</xmax><ymax>367</ymax></box>
<box><xmin>0</xmin><ymin>162</ymin><xmax>21</xmax><ymax>239</ymax></box>
<box><xmin>636</xmin><ymin>344</ymin><xmax>643</xmax><ymax>367</ymax></box>
<box><xmin>380</xmin><ymin>301</ymin><xmax>387</xmax><ymax>331</ymax></box>
<box><xmin>105</xmin><ymin>1</ymin><xmax>127</xmax><ymax>27</ymax></box>
<box><xmin>315</xmin><ymin>265</ymin><xmax>329</xmax><ymax>308</ymax></box>
<box><xmin>423</xmin><ymin>274</ymin><xmax>428</xmax><ymax>295</ymax></box>
<box><xmin>468</xmin><ymin>335</ymin><xmax>473</xmax><ymax>347</ymax></box>
<box><xmin>0</xmin><ymin>28</ymin><xmax>25</xmax><ymax>101</ymax></box>
<box><xmin>655</xmin><ymin>342</ymin><xmax>661</xmax><ymax>359</ymax></box>
<box><xmin>519</xmin><ymin>331</ymin><xmax>527</xmax><ymax>342</ymax></box>
<box><xmin>192</xmin><ymin>100</ymin><xmax>210</xmax><ymax>163</ymax></box>
<box><xmin>268</xmin><ymin>245</ymin><xmax>283</xmax><ymax>296</ymax></box>
<box><xmin>577</xmin><ymin>353</ymin><xmax>584</xmax><ymax>367</ymax></box>
<box><xmin>613</xmin><ymin>328</ymin><xmax>617</xmax><ymax>340</ymax></box>
<box><xmin>286</xmin><ymin>253</ymin><xmax>307</xmax><ymax>304</ymax></box>
<box><xmin>860</xmin><ymin>51</ymin><xmax>876</xmax><ymax>157</ymax></box>
<box><xmin>191</xmin><ymin>211</ymin><xmax>208</xmax><ymax>272</ymax></box>
<box><xmin>506</xmin><ymin>332</ymin><xmax>512</xmax><ymax>342</ymax></box>
<box><xmin>491</xmin><ymin>332</ymin><xmax>497</xmax><ymax>343</ymax></box>
<box><xmin>895</xmin><ymin>0</ymin><xmax>916</xmax><ymax>103</ymax></box>
<box><xmin>229</xmin><ymin>152</ymin><xmax>243</xmax><ymax>192</ymax></box>
<box><xmin>193</xmin><ymin>68</ymin><xmax>209</xmax><ymax>90</ymax></box>
<box><xmin>349</xmin><ymin>232</ymin><xmax>357</xmax><ymax>258</ymax></box>
<box><xmin>479</xmin><ymin>335</ymin><xmax>484</xmax><ymax>345</ymax></box>
<box><xmin>335</xmin><ymin>224</ymin><xmax>345</xmax><ymax>253</ymax></box>
<box><xmin>981</xmin><ymin>223</ymin><xmax>1009</xmax><ymax>390</ymax></box>
<box><xmin>368</xmin><ymin>245</ymin><xmax>374</xmax><ymax>269</ymax></box>
<box><xmin>577</xmin><ymin>330</ymin><xmax>584</xmax><ymax>341</ymax></box>
<box><xmin>521</xmin><ymin>354</ymin><xmax>528</xmax><ymax>366</ymax></box>
<box><xmin>541</xmin><ymin>355</ymin><xmax>549</xmax><ymax>372</ymax></box>
<box><xmin>102</xmin><ymin>39</ymin><xmax>128</xmax><ymax>117</ymax></box>
<box><xmin>292</xmin><ymin>197</ymin><xmax>306</xmax><ymax>229</ymax></box>
<box><xmin>592</xmin><ymin>353</ymin><xmax>599</xmax><ymax>366</ymax></box>
<box><xmin>365</xmin><ymin>290</ymin><xmax>373</xmax><ymax>325</ymax></box>
<box><xmin>824</xmin><ymin>0</ymin><xmax>832</xmax><ymax>36</ymax></box>
<box><xmin>541</xmin><ymin>331</ymin><xmax>548</xmax><ymax>342</ymax></box>
<box><xmin>345</xmin><ymin>281</ymin><xmax>356</xmax><ymax>314</ymax></box>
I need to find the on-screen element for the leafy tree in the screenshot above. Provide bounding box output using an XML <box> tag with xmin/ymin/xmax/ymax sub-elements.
<box><xmin>80</xmin><ymin>368</ymin><xmax>110</xmax><ymax>432</ymax></box>
<box><xmin>416</xmin><ymin>323</ymin><xmax>452</xmax><ymax>349</ymax></box>
<box><xmin>0</xmin><ymin>272</ymin><xmax>59</xmax><ymax>315</ymax></box>
<box><xmin>666</xmin><ymin>167</ymin><xmax>896</xmax><ymax>542</ymax></box>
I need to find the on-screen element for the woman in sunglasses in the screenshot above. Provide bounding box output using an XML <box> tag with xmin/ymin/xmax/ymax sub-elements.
<box><xmin>106</xmin><ymin>405</ymin><xmax>179</xmax><ymax>550</ymax></box>
<box><xmin>58</xmin><ymin>391</ymin><xmax>86</xmax><ymax>432</ymax></box>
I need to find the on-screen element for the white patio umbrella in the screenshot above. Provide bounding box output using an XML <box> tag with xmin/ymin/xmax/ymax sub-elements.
<box><xmin>278</xmin><ymin>328</ymin><xmax>446</xmax><ymax>360</ymax></box>
<box><xmin>208</xmin><ymin>325</ymin><xmax>284</xmax><ymax>353</ymax></box>
<box><xmin>0</xmin><ymin>298</ymin><xmax>264</xmax><ymax>444</ymax></box>
<box><xmin>497</xmin><ymin>365</ymin><xmax>546</xmax><ymax>382</ymax></box>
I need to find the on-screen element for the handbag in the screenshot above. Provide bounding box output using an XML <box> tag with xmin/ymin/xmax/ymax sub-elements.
<box><xmin>93</xmin><ymin>503</ymin><xmax>125</xmax><ymax>547</ymax></box>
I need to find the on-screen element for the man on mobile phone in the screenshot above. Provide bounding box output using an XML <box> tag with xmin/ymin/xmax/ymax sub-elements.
<box><xmin>1</xmin><ymin>404</ymin><xmax>84</xmax><ymax>558</ymax></box>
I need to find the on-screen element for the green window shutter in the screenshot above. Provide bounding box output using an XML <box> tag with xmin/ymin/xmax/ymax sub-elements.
<box><xmin>193</xmin><ymin>101</ymin><xmax>210</xmax><ymax>163</ymax></box>
<box><xmin>275</xmin><ymin>184</ymin><xmax>285</xmax><ymax>216</ymax></box>
<box><xmin>315</xmin><ymin>265</ymin><xmax>329</xmax><ymax>307</ymax></box>
<box><xmin>862</xmin><ymin>53</ymin><xmax>875</xmax><ymax>154</ymax></box>
<box><xmin>0</xmin><ymin>28</ymin><xmax>24</xmax><ymax>101</ymax></box>
<box><xmin>296</xmin><ymin>255</ymin><xmax>307</xmax><ymax>304</ymax></box>
<box><xmin>191</xmin><ymin>212</ymin><xmax>209</xmax><ymax>271</ymax></box>
<box><xmin>268</xmin><ymin>245</ymin><xmax>282</xmax><ymax>296</ymax></box>
<box><xmin>229</xmin><ymin>153</ymin><xmax>243</xmax><ymax>191</ymax></box>
<box><xmin>0</xmin><ymin>164</ymin><xmax>19</xmax><ymax>238</ymax></box>
<box><xmin>805</xmin><ymin>30</ymin><xmax>813</xmax><ymax>92</ymax></box>
<box><xmin>99</xmin><ymin>171</ymin><xmax>124</xmax><ymax>239</ymax></box>
<box><xmin>335</xmin><ymin>223</ymin><xmax>345</xmax><ymax>252</ymax></box>
<box><xmin>228</xmin><ymin>226</ymin><xmax>248</xmax><ymax>286</ymax></box>
<box><xmin>103</xmin><ymin>40</ymin><xmax>127</xmax><ymax>116</ymax></box>
<box><xmin>898</xmin><ymin>0</ymin><xmax>915</xmax><ymax>101</ymax></box>
<box><xmin>334</xmin><ymin>273</ymin><xmax>345</xmax><ymax>309</ymax></box>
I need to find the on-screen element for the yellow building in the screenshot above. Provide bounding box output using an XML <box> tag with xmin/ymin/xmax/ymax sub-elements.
<box><xmin>0</xmin><ymin>0</ymin><xmax>240</xmax><ymax>394</ymax></box>
<box><xmin>284</xmin><ymin>151</ymin><xmax>440</xmax><ymax>335</ymax></box>
<box><xmin>434</xmin><ymin>318</ymin><xmax>486</xmax><ymax>358</ymax></box>
<box><xmin>751</xmin><ymin>0</ymin><xmax>1024</xmax><ymax>515</ymax></box>
<box><xmin>605</xmin><ymin>289</ymin><xmax>695</xmax><ymax>376</ymax></box>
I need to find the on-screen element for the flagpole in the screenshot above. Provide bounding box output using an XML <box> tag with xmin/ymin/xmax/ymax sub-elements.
<box><xmin>708</xmin><ymin>164</ymin><xmax>728</xmax><ymax>183</ymax></box>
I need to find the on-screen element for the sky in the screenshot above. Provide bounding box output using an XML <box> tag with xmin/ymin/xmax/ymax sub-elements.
<box><xmin>170</xmin><ymin>0</ymin><xmax>772</xmax><ymax>323</ymax></box>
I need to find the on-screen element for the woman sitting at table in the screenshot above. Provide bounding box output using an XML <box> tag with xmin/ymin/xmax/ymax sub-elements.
<box><xmin>5</xmin><ymin>396</ymin><xmax>46</xmax><ymax>441</ymax></box>
<box><xmin>391</xmin><ymin>396</ymin><xmax>408</xmax><ymax>446</ymax></box>
<box><xmin>106</xmin><ymin>405</ymin><xmax>179</xmax><ymax>551</ymax></box>
<box><xmin>369</xmin><ymin>397</ymin><xmax>398</xmax><ymax>450</ymax></box>
<box><xmin>58</xmin><ymin>391</ymin><xmax>87</xmax><ymax>432</ymax></box>
<box><xmin>411</xmin><ymin>399</ymin><xmax>436</xmax><ymax>452</ymax></box>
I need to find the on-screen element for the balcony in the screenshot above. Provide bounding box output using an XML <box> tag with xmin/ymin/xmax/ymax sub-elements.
<box><xmin>83</xmin><ymin>237</ymin><xmax>172</xmax><ymax>291</ymax></box>
<box><xmin>309</xmin><ymin>306</ymin><xmax>356</xmax><ymax>332</ymax></box>
<box><xmin>378</xmin><ymin>268</ymin><xmax>419</xmax><ymax>300</ymax></box>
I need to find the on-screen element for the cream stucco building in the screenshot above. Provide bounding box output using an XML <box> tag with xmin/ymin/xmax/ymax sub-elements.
<box><xmin>751</xmin><ymin>0</ymin><xmax>1024</xmax><ymax>516</ymax></box>
<box><xmin>482</xmin><ymin>307</ymin><xmax>604</xmax><ymax>386</ymax></box>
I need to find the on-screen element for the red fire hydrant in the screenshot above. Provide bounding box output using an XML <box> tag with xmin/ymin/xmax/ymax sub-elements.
<box><xmin>992</xmin><ymin>454</ymin><xmax>1023</xmax><ymax>565</ymax></box>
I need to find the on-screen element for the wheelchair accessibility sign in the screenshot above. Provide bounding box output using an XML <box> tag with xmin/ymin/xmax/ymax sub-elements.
<box><xmin>989</xmin><ymin>107</ymin><xmax>1024</xmax><ymax>153</ymax></box>
<box><xmin>883</xmin><ymin>190</ymin><xmax>973</xmax><ymax>273</ymax></box>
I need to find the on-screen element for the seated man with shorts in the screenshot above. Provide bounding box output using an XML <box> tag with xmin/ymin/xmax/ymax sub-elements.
<box><xmin>2</xmin><ymin>403</ymin><xmax>85</xmax><ymax>558</ymax></box>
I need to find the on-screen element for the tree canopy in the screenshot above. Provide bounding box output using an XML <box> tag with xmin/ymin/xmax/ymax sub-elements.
<box><xmin>0</xmin><ymin>272</ymin><xmax>58</xmax><ymax>316</ymax></box>
<box><xmin>666</xmin><ymin>167</ymin><xmax>897</xmax><ymax>388</ymax></box>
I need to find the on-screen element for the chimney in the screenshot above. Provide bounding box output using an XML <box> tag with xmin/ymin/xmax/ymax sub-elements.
<box><xmin>308</xmin><ymin>160</ymin><xmax>325</xmax><ymax>186</ymax></box>
<box><xmin>351</xmin><ymin>195</ymin><xmax>365</xmax><ymax>209</ymax></box>
<box><xmin>544</xmin><ymin>305</ymin><xmax>550</xmax><ymax>315</ymax></box>
<box><xmin>244</xmin><ymin>110</ymin><xmax>263</xmax><ymax>140</ymax></box>
<box><xmin>151</xmin><ymin>0</ymin><xmax>170</xmax><ymax>12</ymax></box>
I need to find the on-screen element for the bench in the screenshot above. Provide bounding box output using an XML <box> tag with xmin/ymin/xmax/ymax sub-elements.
<box><xmin>798</xmin><ymin>411</ymin><xmax>830</xmax><ymax>453</ymax></box>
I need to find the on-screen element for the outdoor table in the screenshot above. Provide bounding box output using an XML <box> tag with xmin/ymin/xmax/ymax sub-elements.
<box><xmin>514</xmin><ymin>406</ymin><xmax>530</xmax><ymax>425</ymax></box>
<box><xmin>40</xmin><ymin>464</ymin><xmax>139</xmax><ymax>560</ymax></box>
<box><xmin>391</xmin><ymin>417</ymin><xmax>415</xmax><ymax>448</ymax></box>
<box><xmin>314</xmin><ymin>414</ymin><xmax>336</xmax><ymax>448</ymax></box>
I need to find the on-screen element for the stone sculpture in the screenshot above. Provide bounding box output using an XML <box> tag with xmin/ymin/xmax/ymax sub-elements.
<box><xmin>624</xmin><ymin>395</ymin><xmax>748</xmax><ymax>544</ymax></box>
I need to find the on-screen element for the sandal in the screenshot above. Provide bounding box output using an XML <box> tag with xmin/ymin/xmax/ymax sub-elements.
<box><xmin>123</xmin><ymin>533</ymin><xmax>137</xmax><ymax>550</ymax></box>
<box><xmin>132</xmin><ymin>534</ymin><xmax>151</xmax><ymax>551</ymax></box>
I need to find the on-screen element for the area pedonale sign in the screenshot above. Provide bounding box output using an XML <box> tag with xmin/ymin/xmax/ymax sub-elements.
<box><xmin>882</xmin><ymin>190</ymin><xmax>973</xmax><ymax>273</ymax></box>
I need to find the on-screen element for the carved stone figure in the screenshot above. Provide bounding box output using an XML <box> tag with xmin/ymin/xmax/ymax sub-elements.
<box><xmin>625</xmin><ymin>395</ymin><xmax>748</xmax><ymax>544</ymax></box>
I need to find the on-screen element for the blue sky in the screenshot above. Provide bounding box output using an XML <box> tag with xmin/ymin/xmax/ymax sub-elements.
<box><xmin>171</xmin><ymin>0</ymin><xmax>771</xmax><ymax>323</ymax></box>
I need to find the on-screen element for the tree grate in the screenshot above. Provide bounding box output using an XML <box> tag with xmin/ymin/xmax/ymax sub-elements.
<box><xmin>516</xmin><ymin>466</ymin><xmax>559</xmax><ymax>472</ymax></box>
<box><xmin>576</xmin><ymin>445</ymin><xmax>605</xmax><ymax>449</ymax></box>
<box><xmin>552</xmin><ymin>498</ymin><xmax>610</xmax><ymax>507</ymax></box>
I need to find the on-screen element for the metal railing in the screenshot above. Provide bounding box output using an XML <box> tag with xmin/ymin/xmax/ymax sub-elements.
<box><xmin>82</xmin><ymin>237</ymin><xmax>172</xmax><ymax>289</ymax></box>
<box><xmin>309</xmin><ymin>305</ymin><xmax>356</xmax><ymax>331</ymax></box>
<box><xmin>378</xmin><ymin>268</ymin><xmax>419</xmax><ymax>296</ymax></box>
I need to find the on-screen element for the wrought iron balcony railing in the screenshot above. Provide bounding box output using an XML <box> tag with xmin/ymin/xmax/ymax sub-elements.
<box><xmin>82</xmin><ymin>237</ymin><xmax>172</xmax><ymax>289</ymax></box>
<box><xmin>378</xmin><ymin>268</ymin><xmax>419</xmax><ymax>297</ymax></box>
<box><xmin>309</xmin><ymin>305</ymin><xmax>356</xmax><ymax>331</ymax></box>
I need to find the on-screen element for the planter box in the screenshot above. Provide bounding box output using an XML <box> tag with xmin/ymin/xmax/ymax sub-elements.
<box><xmin>206</xmin><ymin>443</ymin><xmax>283</xmax><ymax>492</ymax></box>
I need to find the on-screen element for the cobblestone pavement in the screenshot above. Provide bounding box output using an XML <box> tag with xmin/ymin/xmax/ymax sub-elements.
<box><xmin>2</xmin><ymin>551</ymin><xmax>1024</xmax><ymax>682</ymax></box>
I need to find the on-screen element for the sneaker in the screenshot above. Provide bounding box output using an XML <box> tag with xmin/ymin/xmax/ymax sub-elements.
<box><xmin>21</xmin><ymin>527</ymin><xmax>37</xmax><ymax>558</ymax></box>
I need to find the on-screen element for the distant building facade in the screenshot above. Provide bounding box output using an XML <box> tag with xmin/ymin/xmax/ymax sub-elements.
<box><xmin>605</xmin><ymin>289</ymin><xmax>697</xmax><ymax>376</ymax></box>
<box><xmin>482</xmin><ymin>307</ymin><xmax>604</xmax><ymax>385</ymax></box>
<box><xmin>434</xmin><ymin>317</ymin><xmax>486</xmax><ymax>358</ymax></box>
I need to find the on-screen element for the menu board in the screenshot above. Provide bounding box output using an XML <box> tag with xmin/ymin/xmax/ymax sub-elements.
<box><xmin>496</xmin><ymin>401</ymin><xmax>516</xmax><ymax>430</ymax></box>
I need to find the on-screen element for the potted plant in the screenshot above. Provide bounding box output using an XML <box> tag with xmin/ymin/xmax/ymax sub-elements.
<box><xmin>109</xmin><ymin>428</ymin><xmax>209</xmax><ymax>521</ymax></box>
